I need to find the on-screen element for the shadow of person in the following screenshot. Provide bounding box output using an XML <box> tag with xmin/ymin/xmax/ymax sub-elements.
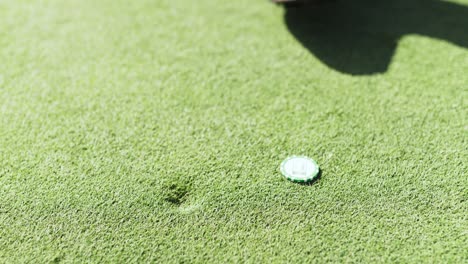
<box><xmin>284</xmin><ymin>0</ymin><xmax>468</xmax><ymax>75</ymax></box>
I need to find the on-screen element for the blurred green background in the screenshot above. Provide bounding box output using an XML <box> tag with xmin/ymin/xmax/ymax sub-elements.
<box><xmin>0</xmin><ymin>0</ymin><xmax>466</xmax><ymax>262</ymax></box>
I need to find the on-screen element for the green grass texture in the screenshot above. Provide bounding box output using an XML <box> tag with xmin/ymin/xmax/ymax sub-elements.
<box><xmin>0</xmin><ymin>0</ymin><xmax>467</xmax><ymax>262</ymax></box>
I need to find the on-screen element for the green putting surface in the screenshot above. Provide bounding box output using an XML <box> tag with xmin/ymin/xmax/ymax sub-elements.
<box><xmin>0</xmin><ymin>0</ymin><xmax>467</xmax><ymax>262</ymax></box>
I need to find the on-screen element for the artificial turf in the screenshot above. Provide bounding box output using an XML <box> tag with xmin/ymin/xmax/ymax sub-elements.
<box><xmin>0</xmin><ymin>0</ymin><xmax>467</xmax><ymax>262</ymax></box>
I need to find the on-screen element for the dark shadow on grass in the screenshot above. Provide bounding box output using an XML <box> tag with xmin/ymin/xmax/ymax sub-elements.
<box><xmin>284</xmin><ymin>0</ymin><xmax>468</xmax><ymax>75</ymax></box>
